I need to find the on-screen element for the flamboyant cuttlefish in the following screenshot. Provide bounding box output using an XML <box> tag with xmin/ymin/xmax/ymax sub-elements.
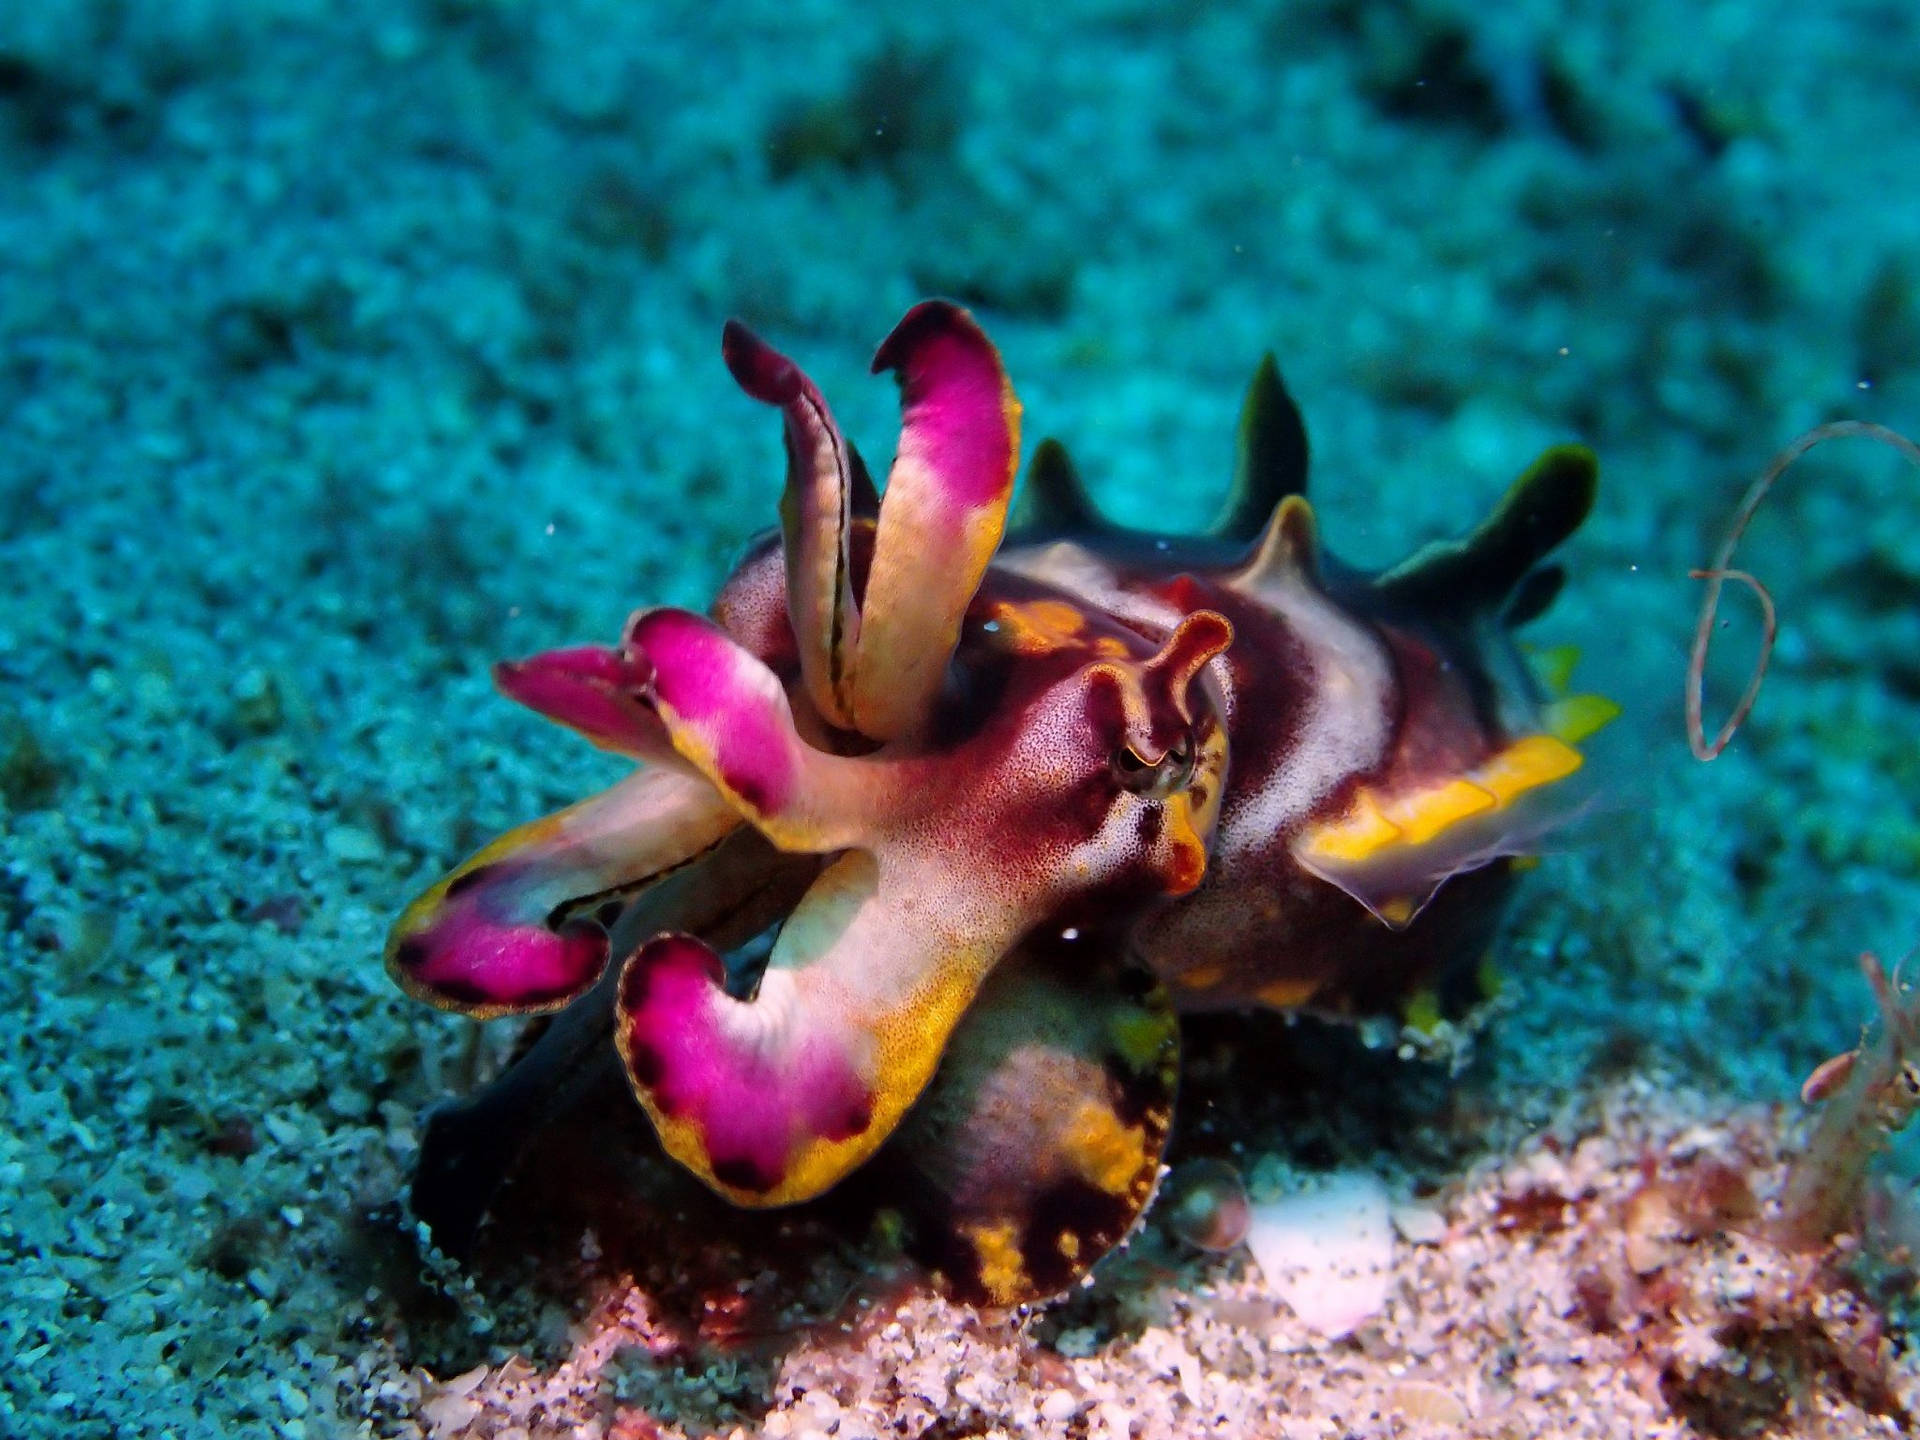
<box><xmin>386</xmin><ymin>301</ymin><xmax>1614</xmax><ymax>1306</ymax></box>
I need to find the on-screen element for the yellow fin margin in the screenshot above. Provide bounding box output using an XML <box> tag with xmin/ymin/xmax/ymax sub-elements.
<box><xmin>1300</xmin><ymin>731</ymin><xmax>1591</xmax><ymax>868</ymax></box>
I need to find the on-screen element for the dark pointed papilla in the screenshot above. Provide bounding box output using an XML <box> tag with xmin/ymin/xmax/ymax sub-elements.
<box><xmin>1213</xmin><ymin>352</ymin><xmax>1310</xmax><ymax>543</ymax></box>
<box><xmin>1008</xmin><ymin>437</ymin><xmax>1110</xmax><ymax>540</ymax></box>
<box><xmin>1374</xmin><ymin>444</ymin><xmax>1598</xmax><ymax>620</ymax></box>
<box><xmin>1501</xmin><ymin>563</ymin><xmax>1566</xmax><ymax>628</ymax></box>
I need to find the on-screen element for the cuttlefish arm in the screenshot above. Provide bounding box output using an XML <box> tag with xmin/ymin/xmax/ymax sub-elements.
<box><xmin>385</xmin><ymin>765</ymin><xmax>743</xmax><ymax>1018</ymax></box>
<box><xmin>384</xmin><ymin>612</ymin><xmax>765</xmax><ymax>1021</ymax></box>
<box><xmin>603</xmin><ymin>609</ymin><xmax>1004</xmax><ymax>1206</ymax></box>
<box><xmin>616</xmin><ymin>847</ymin><xmax>1033</xmax><ymax>1206</ymax></box>
<box><xmin>870</xmin><ymin>926</ymin><xmax>1181</xmax><ymax>1307</ymax></box>
<box><xmin>405</xmin><ymin>827</ymin><xmax>820</xmax><ymax>1255</ymax></box>
<box><xmin>724</xmin><ymin>300</ymin><xmax>1019</xmax><ymax>743</ymax></box>
<box><xmin>606</xmin><ymin>602</ymin><xmax>1232</xmax><ymax>1207</ymax></box>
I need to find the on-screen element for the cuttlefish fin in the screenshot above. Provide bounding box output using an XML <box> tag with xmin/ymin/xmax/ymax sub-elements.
<box><xmin>386</xmin><ymin>766</ymin><xmax>742</xmax><ymax>1017</ymax></box>
<box><xmin>1502</xmin><ymin>563</ymin><xmax>1566</xmax><ymax>628</ymax></box>
<box><xmin>870</xmin><ymin>931</ymin><xmax>1179</xmax><ymax>1306</ymax></box>
<box><xmin>1293</xmin><ymin>701</ymin><xmax>1618</xmax><ymax>929</ymax></box>
<box><xmin>614</xmin><ymin>847</ymin><xmax>1029</xmax><ymax>1206</ymax></box>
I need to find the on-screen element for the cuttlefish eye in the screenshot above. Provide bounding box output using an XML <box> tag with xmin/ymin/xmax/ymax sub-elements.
<box><xmin>1113</xmin><ymin>733</ymin><xmax>1196</xmax><ymax>799</ymax></box>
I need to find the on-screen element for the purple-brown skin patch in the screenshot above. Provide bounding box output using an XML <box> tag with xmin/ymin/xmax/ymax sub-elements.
<box><xmin>617</xmin><ymin>934</ymin><xmax>875</xmax><ymax>1196</ymax></box>
<box><xmin>393</xmin><ymin>868</ymin><xmax>607</xmax><ymax>1013</ymax></box>
<box><xmin>621</xmin><ymin>609</ymin><xmax>800</xmax><ymax>820</ymax></box>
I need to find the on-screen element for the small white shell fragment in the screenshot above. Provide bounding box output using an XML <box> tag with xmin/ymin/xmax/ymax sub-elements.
<box><xmin>442</xmin><ymin>1364</ymin><xmax>489</xmax><ymax>1398</ymax></box>
<box><xmin>1039</xmin><ymin>1389</ymin><xmax>1080</xmax><ymax>1423</ymax></box>
<box><xmin>1390</xmin><ymin>1200</ymin><xmax>1447</xmax><ymax>1245</ymax></box>
<box><xmin>1094</xmin><ymin>1399</ymin><xmax>1138</xmax><ymax>1440</ymax></box>
<box><xmin>418</xmin><ymin>1392</ymin><xmax>481</xmax><ymax>1435</ymax></box>
<box><xmin>1244</xmin><ymin>1171</ymin><xmax>1395</xmax><ymax>1338</ymax></box>
<box><xmin>1384</xmin><ymin>1379</ymin><xmax>1470</xmax><ymax>1424</ymax></box>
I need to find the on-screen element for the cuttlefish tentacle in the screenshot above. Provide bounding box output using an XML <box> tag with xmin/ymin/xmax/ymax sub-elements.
<box><xmin>405</xmin><ymin>825</ymin><xmax>822</xmax><ymax>1258</ymax></box>
<box><xmin>385</xmin><ymin>765</ymin><xmax>743</xmax><ymax>1018</ymax></box>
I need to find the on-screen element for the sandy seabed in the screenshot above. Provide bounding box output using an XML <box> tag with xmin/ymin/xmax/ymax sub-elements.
<box><xmin>4</xmin><ymin>2</ymin><xmax>1919</xmax><ymax>1435</ymax></box>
